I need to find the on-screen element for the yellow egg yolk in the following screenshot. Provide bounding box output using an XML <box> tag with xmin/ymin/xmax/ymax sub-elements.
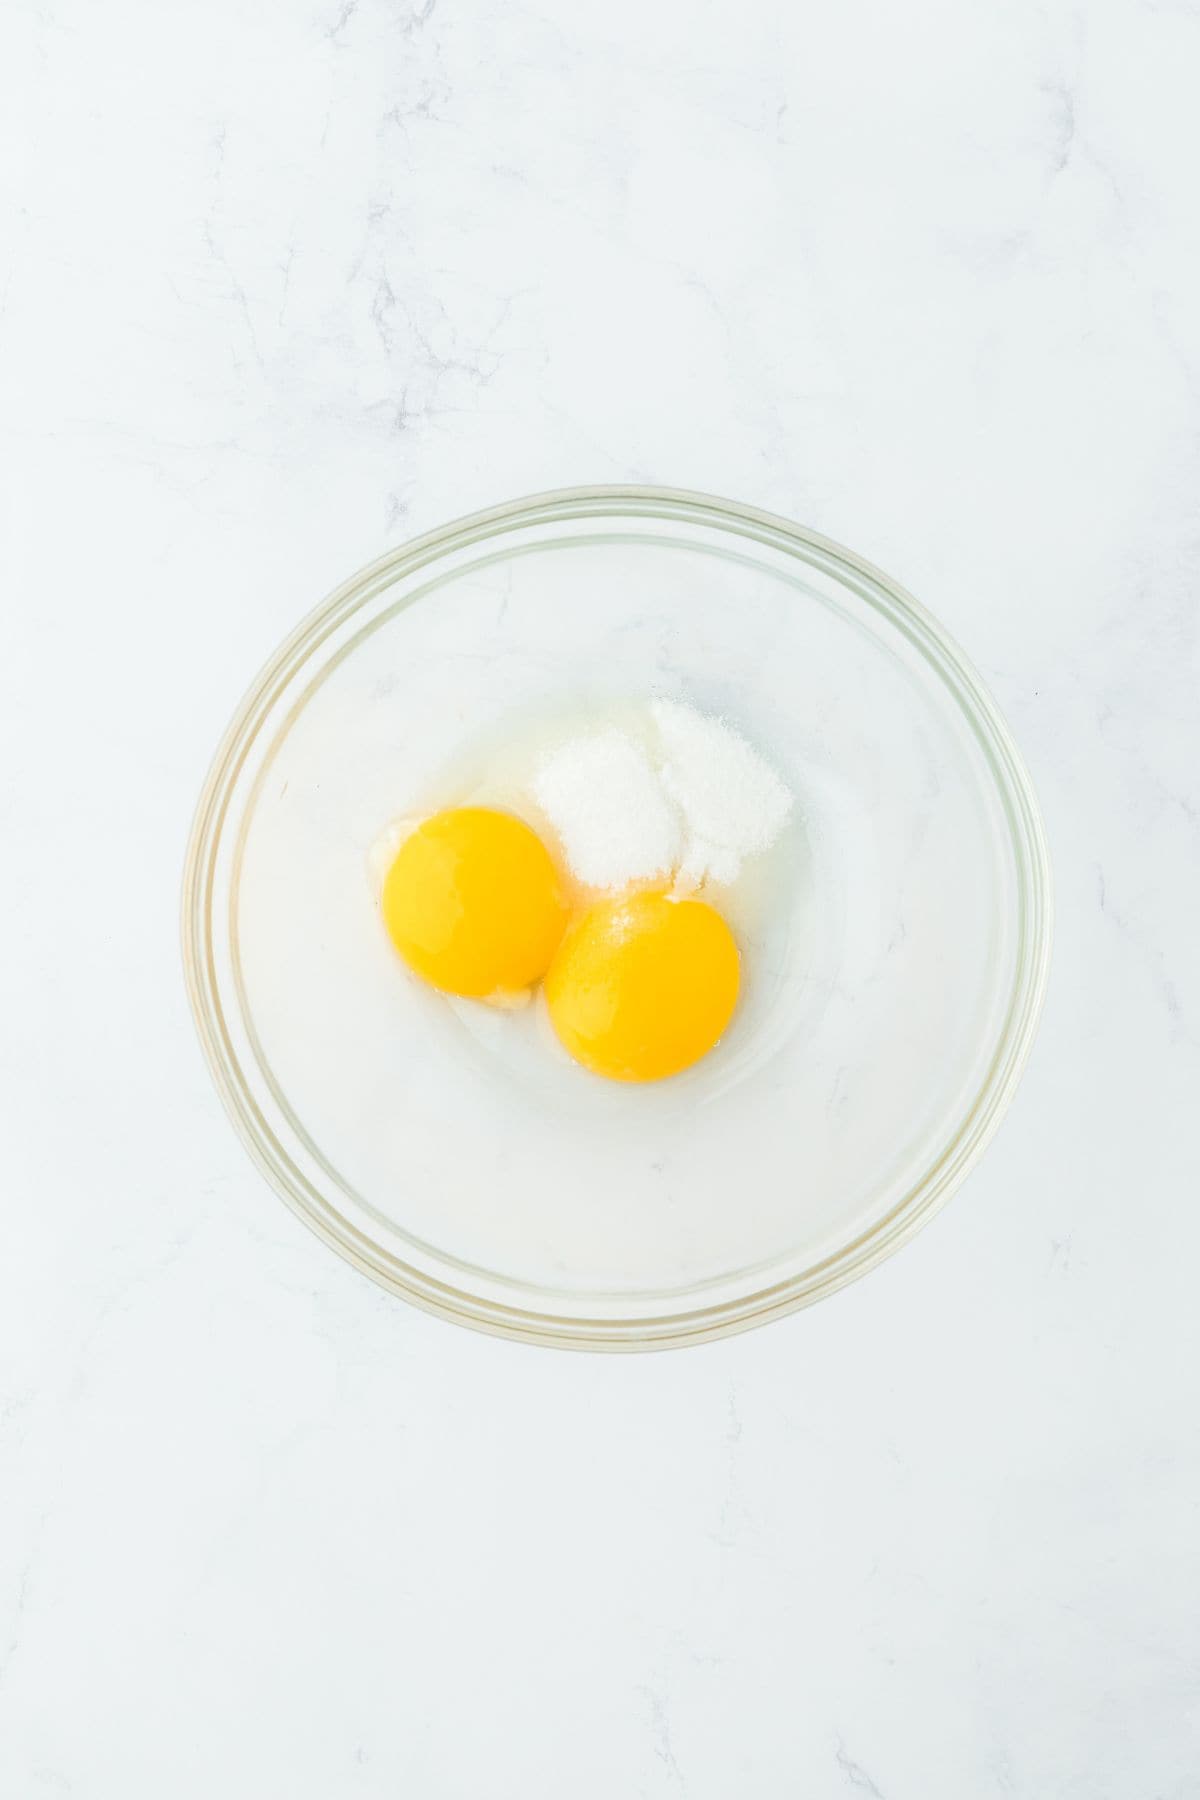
<box><xmin>382</xmin><ymin>807</ymin><xmax>567</xmax><ymax>1001</ymax></box>
<box><xmin>545</xmin><ymin>890</ymin><xmax>740</xmax><ymax>1082</ymax></box>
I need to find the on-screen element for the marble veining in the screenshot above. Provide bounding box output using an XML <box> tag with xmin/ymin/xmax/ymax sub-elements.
<box><xmin>3</xmin><ymin>0</ymin><xmax>1199</xmax><ymax>1794</ymax></box>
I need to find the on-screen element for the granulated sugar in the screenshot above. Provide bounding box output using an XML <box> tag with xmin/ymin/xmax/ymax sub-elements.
<box><xmin>533</xmin><ymin>728</ymin><xmax>681</xmax><ymax>888</ymax></box>
<box><xmin>653</xmin><ymin>701</ymin><xmax>793</xmax><ymax>886</ymax></box>
<box><xmin>534</xmin><ymin>703</ymin><xmax>792</xmax><ymax>891</ymax></box>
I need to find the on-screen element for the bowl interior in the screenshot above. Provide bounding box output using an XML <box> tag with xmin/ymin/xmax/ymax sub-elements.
<box><xmin>187</xmin><ymin>491</ymin><xmax>1049</xmax><ymax>1346</ymax></box>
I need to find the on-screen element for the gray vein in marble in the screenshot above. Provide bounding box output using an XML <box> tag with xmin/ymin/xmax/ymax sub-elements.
<box><xmin>1040</xmin><ymin>76</ymin><xmax>1077</xmax><ymax>177</ymax></box>
<box><xmin>399</xmin><ymin>0</ymin><xmax>439</xmax><ymax>37</ymax></box>
<box><xmin>640</xmin><ymin>1683</ymin><xmax>686</xmax><ymax>1793</ymax></box>
<box><xmin>0</xmin><ymin>1563</ymin><xmax>33</xmax><ymax>1692</ymax></box>
<box><xmin>712</xmin><ymin>1382</ymin><xmax>744</xmax><ymax>1549</ymax></box>
<box><xmin>275</xmin><ymin>246</ymin><xmax>295</xmax><ymax>328</ymax></box>
<box><xmin>835</xmin><ymin>1738</ymin><xmax>886</xmax><ymax>1799</ymax></box>
<box><xmin>327</xmin><ymin>0</ymin><xmax>358</xmax><ymax>40</ymax></box>
<box><xmin>31</xmin><ymin>1772</ymin><xmax>71</xmax><ymax>1797</ymax></box>
<box><xmin>201</xmin><ymin>127</ymin><xmax>265</xmax><ymax>378</ymax></box>
<box><xmin>1095</xmin><ymin>861</ymin><xmax>1192</xmax><ymax>1042</ymax></box>
<box><xmin>1048</xmin><ymin>1233</ymin><xmax>1074</xmax><ymax>1276</ymax></box>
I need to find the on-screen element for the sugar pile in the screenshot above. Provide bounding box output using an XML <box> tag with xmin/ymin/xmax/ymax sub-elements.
<box><xmin>653</xmin><ymin>701</ymin><xmax>793</xmax><ymax>885</ymax></box>
<box><xmin>532</xmin><ymin>729</ymin><xmax>681</xmax><ymax>888</ymax></box>
<box><xmin>534</xmin><ymin>701</ymin><xmax>792</xmax><ymax>892</ymax></box>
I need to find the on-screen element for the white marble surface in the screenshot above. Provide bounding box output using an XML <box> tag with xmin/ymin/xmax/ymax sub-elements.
<box><xmin>3</xmin><ymin>0</ymin><xmax>1199</xmax><ymax>1792</ymax></box>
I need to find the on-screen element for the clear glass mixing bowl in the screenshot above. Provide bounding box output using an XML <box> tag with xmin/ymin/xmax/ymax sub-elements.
<box><xmin>182</xmin><ymin>487</ymin><xmax>1051</xmax><ymax>1349</ymax></box>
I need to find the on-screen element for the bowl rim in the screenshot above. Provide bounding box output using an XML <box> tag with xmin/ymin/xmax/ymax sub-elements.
<box><xmin>181</xmin><ymin>483</ymin><xmax>1054</xmax><ymax>1351</ymax></box>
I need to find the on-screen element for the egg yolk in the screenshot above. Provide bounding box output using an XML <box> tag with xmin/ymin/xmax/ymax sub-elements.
<box><xmin>545</xmin><ymin>890</ymin><xmax>740</xmax><ymax>1082</ymax></box>
<box><xmin>382</xmin><ymin>807</ymin><xmax>567</xmax><ymax>1001</ymax></box>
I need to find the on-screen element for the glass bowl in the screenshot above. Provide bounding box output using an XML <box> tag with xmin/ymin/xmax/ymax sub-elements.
<box><xmin>182</xmin><ymin>486</ymin><xmax>1051</xmax><ymax>1350</ymax></box>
